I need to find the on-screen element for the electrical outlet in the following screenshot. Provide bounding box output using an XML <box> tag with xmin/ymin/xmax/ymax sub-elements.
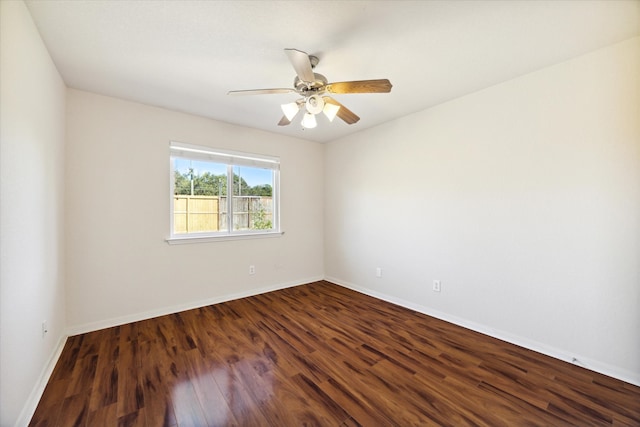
<box><xmin>433</xmin><ymin>280</ymin><xmax>441</xmax><ymax>292</ymax></box>
<box><xmin>249</xmin><ymin>265</ymin><xmax>255</xmax><ymax>275</ymax></box>
<box><xmin>42</xmin><ymin>321</ymin><xmax>48</xmax><ymax>338</ymax></box>
<box><xmin>376</xmin><ymin>267</ymin><xmax>382</xmax><ymax>278</ymax></box>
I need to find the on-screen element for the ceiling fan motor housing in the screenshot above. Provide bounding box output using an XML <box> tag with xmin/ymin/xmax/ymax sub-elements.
<box><xmin>294</xmin><ymin>73</ymin><xmax>328</xmax><ymax>93</ymax></box>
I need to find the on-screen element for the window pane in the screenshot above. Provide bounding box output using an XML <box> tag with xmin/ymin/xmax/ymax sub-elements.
<box><xmin>173</xmin><ymin>158</ymin><xmax>228</xmax><ymax>234</ymax></box>
<box><xmin>169</xmin><ymin>142</ymin><xmax>280</xmax><ymax>240</ymax></box>
<box><xmin>232</xmin><ymin>165</ymin><xmax>274</xmax><ymax>231</ymax></box>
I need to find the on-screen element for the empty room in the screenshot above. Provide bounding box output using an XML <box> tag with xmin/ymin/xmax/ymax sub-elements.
<box><xmin>1</xmin><ymin>1</ymin><xmax>639</xmax><ymax>426</ymax></box>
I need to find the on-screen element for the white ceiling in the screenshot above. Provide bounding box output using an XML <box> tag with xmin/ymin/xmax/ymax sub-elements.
<box><xmin>25</xmin><ymin>1</ymin><xmax>640</xmax><ymax>143</ymax></box>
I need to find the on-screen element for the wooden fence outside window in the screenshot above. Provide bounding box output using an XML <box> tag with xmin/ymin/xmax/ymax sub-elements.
<box><xmin>173</xmin><ymin>195</ymin><xmax>273</xmax><ymax>233</ymax></box>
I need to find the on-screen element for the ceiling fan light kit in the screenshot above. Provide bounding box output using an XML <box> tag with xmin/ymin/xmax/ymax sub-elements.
<box><xmin>228</xmin><ymin>48</ymin><xmax>392</xmax><ymax>129</ymax></box>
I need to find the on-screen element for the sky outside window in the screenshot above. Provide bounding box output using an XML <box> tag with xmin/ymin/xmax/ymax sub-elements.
<box><xmin>175</xmin><ymin>158</ymin><xmax>272</xmax><ymax>187</ymax></box>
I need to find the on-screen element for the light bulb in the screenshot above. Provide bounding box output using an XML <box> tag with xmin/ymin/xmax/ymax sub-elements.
<box><xmin>302</xmin><ymin>112</ymin><xmax>317</xmax><ymax>129</ymax></box>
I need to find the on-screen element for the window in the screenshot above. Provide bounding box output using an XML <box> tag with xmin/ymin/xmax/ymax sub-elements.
<box><xmin>168</xmin><ymin>142</ymin><xmax>280</xmax><ymax>242</ymax></box>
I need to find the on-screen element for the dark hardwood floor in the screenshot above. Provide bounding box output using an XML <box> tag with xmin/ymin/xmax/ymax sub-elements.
<box><xmin>30</xmin><ymin>281</ymin><xmax>640</xmax><ymax>426</ymax></box>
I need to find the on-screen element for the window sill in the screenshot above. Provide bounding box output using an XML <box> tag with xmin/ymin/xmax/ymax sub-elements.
<box><xmin>166</xmin><ymin>231</ymin><xmax>284</xmax><ymax>245</ymax></box>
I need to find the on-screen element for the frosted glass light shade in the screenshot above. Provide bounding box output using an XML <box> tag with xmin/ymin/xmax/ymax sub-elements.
<box><xmin>281</xmin><ymin>102</ymin><xmax>299</xmax><ymax>121</ymax></box>
<box><xmin>322</xmin><ymin>102</ymin><xmax>340</xmax><ymax>122</ymax></box>
<box><xmin>302</xmin><ymin>112</ymin><xmax>317</xmax><ymax>129</ymax></box>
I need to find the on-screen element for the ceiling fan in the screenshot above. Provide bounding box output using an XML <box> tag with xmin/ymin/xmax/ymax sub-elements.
<box><xmin>227</xmin><ymin>48</ymin><xmax>392</xmax><ymax>129</ymax></box>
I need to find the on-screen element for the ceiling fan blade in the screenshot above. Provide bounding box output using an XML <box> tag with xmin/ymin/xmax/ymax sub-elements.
<box><xmin>278</xmin><ymin>115</ymin><xmax>292</xmax><ymax>126</ymax></box>
<box><xmin>284</xmin><ymin>48</ymin><xmax>315</xmax><ymax>83</ymax></box>
<box><xmin>323</xmin><ymin>97</ymin><xmax>360</xmax><ymax>125</ymax></box>
<box><xmin>326</xmin><ymin>79</ymin><xmax>392</xmax><ymax>94</ymax></box>
<box><xmin>227</xmin><ymin>88</ymin><xmax>295</xmax><ymax>96</ymax></box>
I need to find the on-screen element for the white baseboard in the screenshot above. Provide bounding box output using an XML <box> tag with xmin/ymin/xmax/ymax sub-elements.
<box><xmin>66</xmin><ymin>275</ymin><xmax>324</xmax><ymax>336</ymax></box>
<box><xmin>16</xmin><ymin>334</ymin><xmax>68</xmax><ymax>427</ymax></box>
<box><xmin>325</xmin><ymin>275</ymin><xmax>640</xmax><ymax>388</ymax></box>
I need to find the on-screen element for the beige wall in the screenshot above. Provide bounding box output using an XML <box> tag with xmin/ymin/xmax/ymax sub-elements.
<box><xmin>0</xmin><ymin>2</ymin><xmax>67</xmax><ymax>425</ymax></box>
<box><xmin>325</xmin><ymin>37</ymin><xmax>640</xmax><ymax>384</ymax></box>
<box><xmin>65</xmin><ymin>89</ymin><xmax>324</xmax><ymax>331</ymax></box>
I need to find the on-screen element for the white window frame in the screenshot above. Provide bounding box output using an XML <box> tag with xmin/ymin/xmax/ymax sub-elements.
<box><xmin>166</xmin><ymin>141</ymin><xmax>282</xmax><ymax>244</ymax></box>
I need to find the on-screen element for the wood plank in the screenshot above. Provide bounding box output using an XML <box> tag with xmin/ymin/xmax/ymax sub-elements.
<box><xmin>87</xmin><ymin>403</ymin><xmax>117</xmax><ymax>427</ymax></box>
<box><xmin>137</xmin><ymin>338</ymin><xmax>177</xmax><ymax>427</ymax></box>
<box><xmin>56</xmin><ymin>393</ymin><xmax>90</xmax><ymax>427</ymax></box>
<box><xmin>164</xmin><ymin>356</ymin><xmax>208</xmax><ymax>427</ymax></box>
<box><xmin>116</xmin><ymin>339</ymin><xmax>144</xmax><ymax>418</ymax></box>
<box><xmin>65</xmin><ymin>354</ymin><xmax>98</xmax><ymax>398</ymax></box>
<box><xmin>88</xmin><ymin>336</ymin><xmax>119</xmax><ymax>413</ymax></box>
<box><xmin>117</xmin><ymin>408</ymin><xmax>146</xmax><ymax>427</ymax></box>
<box><xmin>208</xmin><ymin>364</ymin><xmax>270</xmax><ymax>426</ymax></box>
<box><xmin>181</xmin><ymin>348</ymin><xmax>239</xmax><ymax>426</ymax></box>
